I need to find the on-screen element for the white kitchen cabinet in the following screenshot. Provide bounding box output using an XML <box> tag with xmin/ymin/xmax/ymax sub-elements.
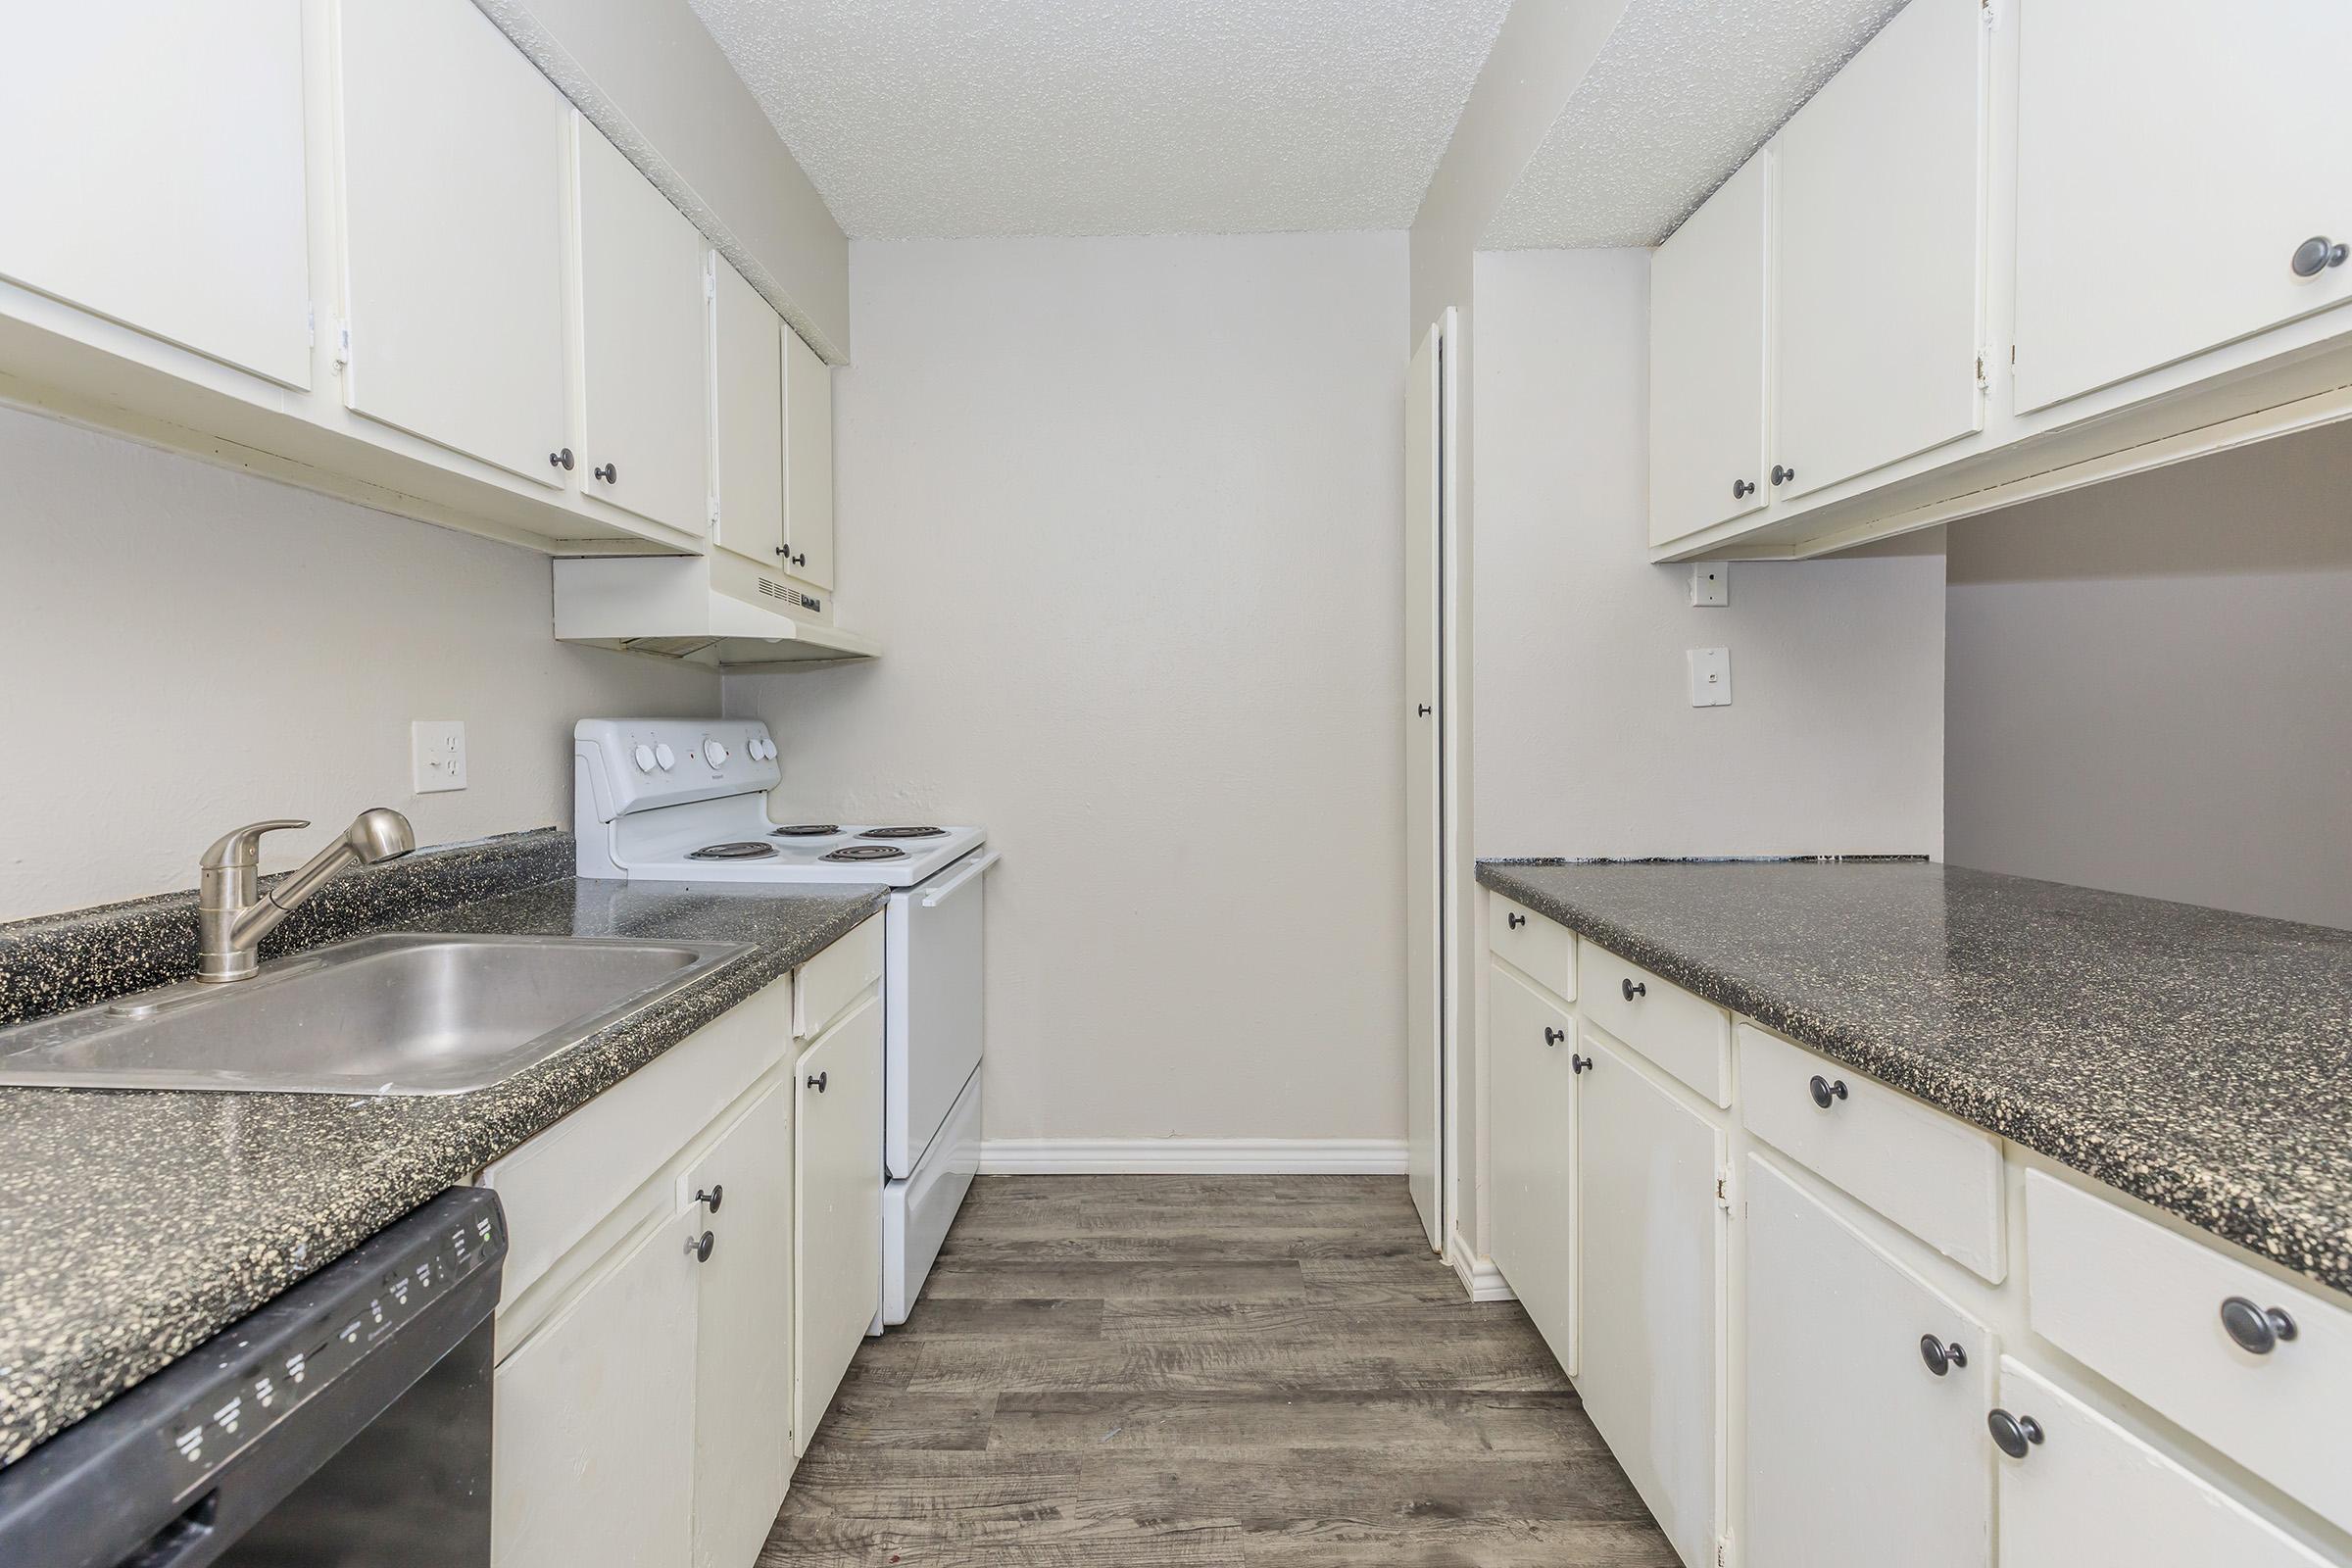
<box><xmin>573</xmin><ymin>115</ymin><xmax>710</xmax><ymax>535</ymax></box>
<box><xmin>1743</xmin><ymin>1154</ymin><xmax>1994</xmax><ymax>1568</ymax></box>
<box><xmin>336</xmin><ymin>0</ymin><xmax>570</xmax><ymax>485</ymax></box>
<box><xmin>1993</xmin><ymin>1358</ymin><xmax>2334</xmax><ymax>1568</ymax></box>
<box><xmin>2011</xmin><ymin>0</ymin><xmax>2352</xmax><ymax>414</ymax></box>
<box><xmin>783</xmin><ymin>327</ymin><xmax>837</xmax><ymax>589</ymax></box>
<box><xmin>1577</xmin><ymin>1037</ymin><xmax>1724</xmax><ymax>1568</ymax></box>
<box><xmin>684</xmin><ymin>1080</ymin><xmax>796</xmax><ymax>1568</ymax></box>
<box><xmin>493</xmin><ymin>1209</ymin><xmax>699</xmax><ymax>1568</ymax></box>
<box><xmin>794</xmin><ymin>992</ymin><xmax>883</xmax><ymax>1453</ymax></box>
<box><xmin>710</xmin><ymin>257</ymin><xmax>787</xmax><ymax>569</ymax></box>
<box><xmin>0</xmin><ymin>4</ymin><xmax>312</xmax><ymax>388</ymax></box>
<box><xmin>1771</xmin><ymin>0</ymin><xmax>1986</xmax><ymax>500</ymax></box>
<box><xmin>1486</xmin><ymin>963</ymin><xmax>1580</xmax><ymax>1372</ymax></box>
<box><xmin>1648</xmin><ymin>150</ymin><xmax>1771</xmax><ymax>546</ymax></box>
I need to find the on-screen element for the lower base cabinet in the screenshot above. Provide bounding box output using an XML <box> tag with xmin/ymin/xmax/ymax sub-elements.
<box><xmin>1994</xmin><ymin>1358</ymin><xmax>2335</xmax><ymax>1568</ymax></box>
<box><xmin>1487</xmin><ymin>962</ymin><xmax>1581</xmax><ymax>1370</ymax></box>
<box><xmin>1742</xmin><ymin>1154</ymin><xmax>1993</xmax><ymax>1568</ymax></box>
<box><xmin>794</xmin><ymin>991</ymin><xmax>884</xmax><ymax>1452</ymax></box>
<box><xmin>1576</xmin><ymin>1035</ymin><xmax>1725</xmax><ymax>1568</ymax></box>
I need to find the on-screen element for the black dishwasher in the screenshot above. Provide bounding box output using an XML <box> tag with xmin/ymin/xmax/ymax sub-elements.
<box><xmin>0</xmin><ymin>1187</ymin><xmax>506</xmax><ymax>1568</ymax></box>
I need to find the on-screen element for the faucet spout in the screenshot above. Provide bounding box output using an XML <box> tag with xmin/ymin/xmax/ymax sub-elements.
<box><xmin>198</xmin><ymin>809</ymin><xmax>416</xmax><ymax>982</ymax></box>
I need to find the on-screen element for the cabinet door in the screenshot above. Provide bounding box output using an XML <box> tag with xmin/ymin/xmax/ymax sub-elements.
<box><xmin>1</xmin><ymin>3</ymin><xmax>311</xmax><ymax>387</ymax></box>
<box><xmin>574</xmin><ymin>116</ymin><xmax>709</xmax><ymax>534</ymax></box>
<box><xmin>1994</xmin><ymin>1358</ymin><xmax>2334</xmax><ymax>1568</ymax></box>
<box><xmin>1648</xmin><ymin>150</ymin><xmax>1770</xmax><ymax>546</ymax></box>
<box><xmin>1576</xmin><ymin>1037</ymin><xmax>1723</xmax><ymax>1568</ymax></box>
<box><xmin>685</xmin><ymin>1079</ymin><xmax>795</xmax><ymax>1568</ymax></box>
<box><xmin>1773</xmin><ymin>0</ymin><xmax>1985</xmax><ymax>499</ymax></box>
<box><xmin>794</xmin><ymin>993</ymin><xmax>882</xmax><ymax>1453</ymax></box>
<box><xmin>337</xmin><ymin>0</ymin><xmax>568</xmax><ymax>483</ymax></box>
<box><xmin>711</xmin><ymin>257</ymin><xmax>786</xmax><ymax>568</ymax></box>
<box><xmin>493</xmin><ymin>1213</ymin><xmax>698</xmax><ymax>1568</ymax></box>
<box><xmin>783</xmin><ymin>328</ymin><xmax>836</xmax><ymax>589</ymax></box>
<box><xmin>2012</xmin><ymin>0</ymin><xmax>2352</xmax><ymax>413</ymax></box>
<box><xmin>1743</xmin><ymin>1155</ymin><xmax>1993</xmax><ymax>1568</ymax></box>
<box><xmin>1486</xmin><ymin>963</ymin><xmax>1578</xmax><ymax>1372</ymax></box>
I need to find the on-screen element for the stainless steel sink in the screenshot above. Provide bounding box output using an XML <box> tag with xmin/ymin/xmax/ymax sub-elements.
<box><xmin>0</xmin><ymin>932</ymin><xmax>749</xmax><ymax>1096</ymax></box>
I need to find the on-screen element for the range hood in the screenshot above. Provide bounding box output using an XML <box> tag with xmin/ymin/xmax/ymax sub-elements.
<box><xmin>553</xmin><ymin>554</ymin><xmax>880</xmax><ymax>671</ymax></box>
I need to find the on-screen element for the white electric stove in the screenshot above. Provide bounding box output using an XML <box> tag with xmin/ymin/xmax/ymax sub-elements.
<box><xmin>572</xmin><ymin>718</ymin><xmax>994</xmax><ymax>1326</ymax></box>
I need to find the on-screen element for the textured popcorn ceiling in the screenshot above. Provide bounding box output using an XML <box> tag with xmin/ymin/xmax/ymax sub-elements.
<box><xmin>1484</xmin><ymin>0</ymin><xmax>1913</xmax><ymax>250</ymax></box>
<box><xmin>685</xmin><ymin>0</ymin><xmax>1513</xmax><ymax>238</ymax></box>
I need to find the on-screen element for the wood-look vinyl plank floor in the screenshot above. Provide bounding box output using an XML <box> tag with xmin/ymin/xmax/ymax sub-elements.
<box><xmin>759</xmin><ymin>1174</ymin><xmax>1675</xmax><ymax>1567</ymax></box>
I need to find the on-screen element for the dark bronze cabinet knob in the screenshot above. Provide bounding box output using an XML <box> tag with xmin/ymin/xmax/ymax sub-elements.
<box><xmin>2220</xmin><ymin>1296</ymin><xmax>2298</xmax><ymax>1354</ymax></box>
<box><xmin>685</xmin><ymin>1230</ymin><xmax>714</xmax><ymax>1263</ymax></box>
<box><xmin>808</xmin><ymin>1070</ymin><xmax>828</xmax><ymax>1093</ymax></box>
<box><xmin>1771</xmin><ymin>464</ymin><xmax>1796</xmax><ymax>486</ymax></box>
<box><xmin>1571</xmin><ymin>1054</ymin><xmax>1592</xmax><ymax>1074</ymax></box>
<box><xmin>696</xmin><ymin>1185</ymin><xmax>724</xmax><ymax>1214</ymax></box>
<box><xmin>594</xmin><ymin>462</ymin><xmax>618</xmax><ymax>484</ymax></box>
<box><xmin>2290</xmin><ymin>236</ymin><xmax>2348</xmax><ymax>277</ymax></box>
<box><xmin>1544</xmin><ymin>1026</ymin><xmax>1566</xmax><ymax>1047</ymax></box>
<box><xmin>549</xmin><ymin>447</ymin><xmax>573</xmax><ymax>470</ymax></box>
<box><xmin>1987</xmin><ymin>1408</ymin><xmax>2043</xmax><ymax>1459</ymax></box>
<box><xmin>1507</xmin><ymin>911</ymin><xmax>1527</xmax><ymax>929</ymax></box>
<box><xmin>1621</xmin><ymin>978</ymin><xmax>1645</xmax><ymax>1002</ymax></box>
<box><xmin>1810</xmin><ymin>1074</ymin><xmax>1849</xmax><ymax>1109</ymax></box>
<box><xmin>1920</xmin><ymin>1334</ymin><xmax>1968</xmax><ymax>1376</ymax></box>
<box><xmin>1733</xmin><ymin>478</ymin><xmax>1755</xmax><ymax>499</ymax></box>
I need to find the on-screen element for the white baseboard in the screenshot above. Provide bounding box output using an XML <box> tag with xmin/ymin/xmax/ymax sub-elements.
<box><xmin>978</xmin><ymin>1137</ymin><xmax>1409</xmax><ymax>1175</ymax></box>
<box><xmin>1446</xmin><ymin>1230</ymin><xmax>1517</xmax><ymax>1302</ymax></box>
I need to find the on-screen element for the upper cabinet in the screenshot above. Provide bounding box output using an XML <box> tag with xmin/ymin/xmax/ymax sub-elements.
<box><xmin>2011</xmin><ymin>0</ymin><xmax>2352</xmax><ymax>414</ymax></box>
<box><xmin>711</xmin><ymin>257</ymin><xmax>788</xmax><ymax>569</ymax></box>
<box><xmin>336</xmin><ymin>0</ymin><xmax>570</xmax><ymax>486</ymax></box>
<box><xmin>783</xmin><ymin>329</ymin><xmax>838</xmax><ymax>591</ymax></box>
<box><xmin>1647</xmin><ymin>0</ymin><xmax>2352</xmax><ymax>560</ymax></box>
<box><xmin>1649</xmin><ymin>152</ymin><xmax>1771</xmax><ymax>547</ymax></box>
<box><xmin>0</xmin><ymin>4</ymin><xmax>312</xmax><ymax>387</ymax></box>
<box><xmin>573</xmin><ymin>117</ymin><xmax>710</xmax><ymax>537</ymax></box>
<box><xmin>1771</xmin><ymin>0</ymin><xmax>1986</xmax><ymax>500</ymax></box>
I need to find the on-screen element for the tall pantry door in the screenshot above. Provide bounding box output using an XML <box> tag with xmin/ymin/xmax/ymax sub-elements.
<box><xmin>1404</xmin><ymin>320</ymin><xmax>1444</xmax><ymax>1252</ymax></box>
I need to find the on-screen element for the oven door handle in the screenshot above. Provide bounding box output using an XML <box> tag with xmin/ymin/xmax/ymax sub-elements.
<box><xmin>919</xmin><ymin>850</ymin><xmax>1000</xmax><ymax>907</ymax></box>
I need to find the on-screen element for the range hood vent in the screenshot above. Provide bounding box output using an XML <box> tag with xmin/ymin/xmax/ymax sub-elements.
<box><xmin>553</xmin><ymin>555</ymin><xmax>879</xmax><ymax>671</ymax></box>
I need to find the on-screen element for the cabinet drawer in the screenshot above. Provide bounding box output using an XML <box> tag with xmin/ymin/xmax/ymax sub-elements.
<box><xmin>1994</xmin><ymin>1358</ymin><xmax>2334</xmax><ymax>1568</ymax></box>
<box><xmin>1489</xmin><ymin>891</ymin><xmax>1574</xmax><ymax>1001</ymax></box>
<box><xmin>2025</xmin><ymin>1171</ymin><xmax>2352</xmax><ymax>1534</ymax></box>
<box><xmin>1577</xmin><ymin>945</ymin><xmax>1728</xmax><ymax>1105</ymax></box>
<box><xmin>1739</xmin><ymin>1025</ymin><xmax>2004</xmax><ymax>1282</ymax></box>
<box><xmin>794</xmin><ymin>910</ymin><xmax>883</xmax><ymax>1042</ymax></box>
<box><xmin>480</xmin><ymin>974</ymin><xmax>790</xmax><ymax>1304</ymax></box>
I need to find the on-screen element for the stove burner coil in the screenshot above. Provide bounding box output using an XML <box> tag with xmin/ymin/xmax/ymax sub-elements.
<box><xmin>770</xmin><ymin>824</ymin><xmax>843</xmax><ymax>837</ymax></box>
<box><xmin>858</xmin><ymin>826</ymin><xmax>947</xmax><ymax>840</ymax></box>
<box><xmin>688</xmin><ymin>841</ymin><xmax>778</xmax><ymax>861</ymax></box>
<box><xmin>823</xmin><ymin>844</ymin><xmax>909</xmax><ymax>861</ymax></box>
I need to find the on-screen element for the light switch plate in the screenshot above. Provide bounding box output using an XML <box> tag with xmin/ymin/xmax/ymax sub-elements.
<box><xmin>1688</xmin><ymin>648</ymin><xmax>1732</xmax><ymax>708</ymax></box>
<box><xmin>1690</xmin><ymin>563</ymin><xmax>1729</xmax><ymax>607</ymax></box>
<box><xmin>411</xmin><ymin>720</ymin><xmax>467</xmax><ymax>793</ymax></box>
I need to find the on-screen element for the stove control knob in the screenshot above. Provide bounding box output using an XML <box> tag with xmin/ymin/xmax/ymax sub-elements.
<box><xmin>705</xmin><ymin>739</ymin><xmax>731</xmax><ymax>767</ymax></box>
<box><xmin>654</xmin><ymin>743</ymin><xmax>675</xmax><ymax>771</ymax></box>
<box><xmin>755</xmin><ymin>738</ymin><xmax>776</xmax><ymax>761</ymax></box>
<box><xmin>631</xmin><ymin>744</ymin><xmax>656</xmax><ymax>774</ymax></box>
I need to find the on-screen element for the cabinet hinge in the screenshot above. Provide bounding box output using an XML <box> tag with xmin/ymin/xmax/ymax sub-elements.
<box><xmin>1714</xmin><ymin>1170</ymin><xmax>1732</xmax><ymax>1211</ymax></box>
<box><xmin>704</xmin><ymin>266</ymin><xmax>716</xmax><ymax>303</ymax></box>
<box><xmin>1975</xmin><ymin>349</ymin><xmax>1991</xmax><ymax>393</ymax></box>
<box><xmin>1716</xmin><ymin>1535</ymin><xmax>1733</xmax><ymax>1568</ymax></box>
<box><xmin>708</xmin><ymin>494</ymin><xmax>721</xmax><ymax>528</ymax></box>
<box><xmin>1981</xmin><ymin>0</ymin><xmax>1995</xmax><ymax>26</ymax></box>
<box><xmin>306</xmin><ymin>304</ymin><xmax>316</xmax><ymax>349</ymax></box>
<box><xmin>333</xmin><ymin>319</ymin><xmax>352</xmax><ymax>373</ymax></box>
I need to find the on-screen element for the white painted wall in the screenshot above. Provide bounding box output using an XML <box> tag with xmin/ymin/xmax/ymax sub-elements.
<box><xmin>0</xmin><ymin>407</ymin><xmax>714</xmax><ymax>921</ymax></box>
<box><xmin>1946</xmin><ymin>420</ymin><xmax>2352</xmax><ymax>929</ymax></box>
<box><xmin>1473</xmin><ymin>249</ymin><xmax>1946</xmax><ymax>858</ymax></box>
<box><xmin>725</xmin><ymin>232</ymin><xmax>1409</xmax><ymax>1145</ymax></box>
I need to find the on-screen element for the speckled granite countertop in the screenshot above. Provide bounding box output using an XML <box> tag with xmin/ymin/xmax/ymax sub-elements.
<box><xmin>0</xmin><ymin>858</ymin><xmax>885</xmax><ymax>1466</ymax></box>
<box><xmin>1478</xmin><ymin>859</ymin><xmax>2352</xmax><ymax>1295</ymax></box>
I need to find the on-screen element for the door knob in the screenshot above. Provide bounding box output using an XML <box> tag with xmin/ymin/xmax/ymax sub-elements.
<box><xmin>1732</xmin><ymin>478</ymin><xmax>1755</xmax><ymax>499</ymax></box>
<box><xmin>1771</xmin><ymin>464</ymin><xmax>1796</xmax><ymax>486</ymax></box>
<box><xmin>1544</xmin><ymin>1026</ymin><xmax>1566</xmax><ymax>1047</ymax></box>
<box><xmin>1417</xmin><ymin>704</ymin><xmax>1432</xmax><ymax>717</ymax></box>
<box><xmin>2290</xmin><ymin>236</ymin><xmax>2348</xmax><ymax>277</ymax></box>
<box><xmin>1809</xmin><ymin>1074</ymin><xmax>1849</xmax><ymax>1108</ymax></box>
<box><xmin>685</xmin><ymin>1230</ymin><xmax>714</xmax><ymax>1263</ymax></box>
<box><xmin>695</xmin><ymin>1185</ymin><xmax>724</xmax><ymax>1214</ymax></box>
<box><xmin>594</xmin><ymin>462</ymin><xmax>618</xmax><ymax>484</ymax></box>
<box><xmin>1570</xmin><ymin>1054</ymin><xmax>1592</xmax><ymax>1074</ymax></box>
<box><xmin>549</xmin><ymin>447</ymin><xmax>573</xmax><ymax>470</ymax></box>
<box><xmin>808</xmin><ymin>1070</ymin><xmax>828</xmax><ymax>1093</ymax></box>
<box><xmin>1620</xmin><ymin>978</ymin><xmax>1645</xmax><ymax>1002</ymax></box>
<box><xmin>1987</xmin><ymin>1408</ymin><xmax>2043</xmax><ymax>1459</ymax></box>
<box><xmin>1920</xmin><ymin>1334</ymin><xmax>1968</xmax><ymax>1376</ymax></box>
<box><xmin>2220</xmin><ymin>1296</ymin><xmax>2298</xmax><ymax>1354</ymax></box>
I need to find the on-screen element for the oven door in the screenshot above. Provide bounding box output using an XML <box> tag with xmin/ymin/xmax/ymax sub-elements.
<box><xmin>886</xmin><ymin>850</ymin><xmax>996</xmax><ymax>1179</ymax></box>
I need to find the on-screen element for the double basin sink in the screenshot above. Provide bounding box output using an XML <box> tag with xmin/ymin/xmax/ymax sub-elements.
<box><xmin>0</xmin><ymin>932</ymin><xmax>748</xmax><ymax>1096</ymax></box>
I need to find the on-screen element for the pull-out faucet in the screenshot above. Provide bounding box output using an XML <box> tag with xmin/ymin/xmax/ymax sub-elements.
<box><xmin>197</xmin><ymin>809</ymin><xmax>416</xmax><ymax>982</ymax></box>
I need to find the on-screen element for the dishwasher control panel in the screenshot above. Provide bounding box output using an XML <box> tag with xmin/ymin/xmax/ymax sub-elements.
<box><xmin>160</xmin><ymin>1192</ymin><xmax>506</xmax><ymax>1492</ymax></box>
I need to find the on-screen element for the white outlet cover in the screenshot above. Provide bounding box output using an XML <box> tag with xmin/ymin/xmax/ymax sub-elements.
<box><xmin>1688</xmin><ymin>648</ymin><xmax>1732</xmax><ymax>708</ymax></box>
<box><xmin>412</xmin><ymin>720</ymin><xmax>467</xmax><ymax>793</ymax></box>
<box><xmin>1690</xmin><ymin>562</ymin><xmax>1729</xmax><ymax>607</ymax></box>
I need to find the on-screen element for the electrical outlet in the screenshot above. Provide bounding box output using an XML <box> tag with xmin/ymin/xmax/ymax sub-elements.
<box><xmin>1690</xmin><ymin>563</ymin><xmax>1729</xmax><ymax>607</ymax></box>
<box><xmin>1688</xmin><ymin>649</ymin><xmax>1732</xmax><ymax>708</ymax></box>
<box><xmin>411</xmin><ymin>720</ymin><xmax>467</xmax><ymax>793</ymax></box>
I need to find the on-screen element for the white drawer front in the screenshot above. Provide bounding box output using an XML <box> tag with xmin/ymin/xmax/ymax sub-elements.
<box><xmin>481</xmin><ymin>974</ymin><xmax>790</xmax><ymax>1305</ymax></box>
<box><xmin>1489</xmin><ymin>891</ymin><xmax>1575</xmax><ymax>1002</ymax></box>
<box><xmin>2025</xmin><ymin>1171</ymin><xmax>2352</xmax><ymax>1533</ymax></box>
<box><xmin>1994</xmin><ymin>1358</ymin><xmax>2334</xmax><ymax>1568</ymax></box>
<box><xmin>1739</xmin><ymin>1024</ymin><xmax>2005</xmax><ymax>1283</ymax></box>
<box><xmin>1577</xmin><ymin>944</ymin><xmax>1728</xmax><ymax>1105</ymax></box>
<box><xmin>794</xmin><ymin>910</ymin><xmax>884</xmax><ymax>1042</ymax></box>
